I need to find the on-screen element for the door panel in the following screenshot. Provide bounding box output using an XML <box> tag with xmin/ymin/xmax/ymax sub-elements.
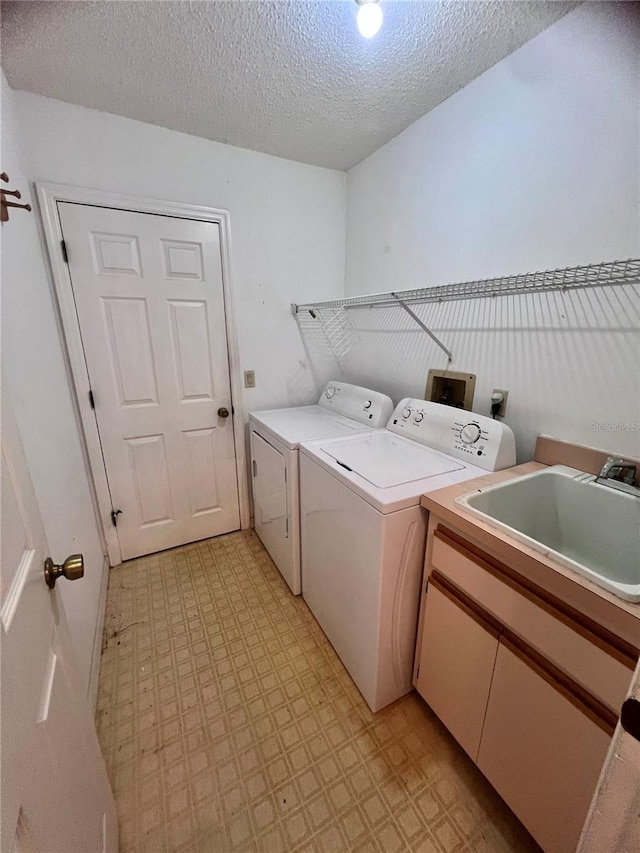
<box><xmin>1</xmin><ymin>386</ymin><xmax>117</xmax><ymax>853</ymax></box>
<box><xmin>0</xmin><ymin>447</ymin><xmax>29</xmax><ymax>598</ymax></box>
<box><xmin>58</xmin><ymin>202</ymin><xmax>240</xmax><ymax>559</ymax></box>
<box><xmin>169</xmin><ymin>300</ymin><xmax>215</xmax><ymax>400</ymax></box>
<box><xmin>161</xmin><ymin>239</ymin><xmax>204</xmax><ymax>280</ymax></box>
<box><xmin>184</xmin><ymin>428</ymin><xmax>220</xmax><ymax>514</ymax></box>
<box><xmin>127</xmin><ymin>434</ymin><xmax>174</xmax><ymax>525</ymax></box>
<box><xmin>250</xmin><ymin>431</ymin><xmax>292</xmax><ymax>584</ymax></box>
<box><xmin>103</xmin><ymin>297</ymin><xmax>158</xmax><ymax>405</ymax></box>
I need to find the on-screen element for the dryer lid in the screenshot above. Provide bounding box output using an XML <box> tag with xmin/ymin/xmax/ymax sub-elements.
<box><xmin>322</xmin><ymin>432</ymin><xmax>464</xmax><ymax>488</ymax></box>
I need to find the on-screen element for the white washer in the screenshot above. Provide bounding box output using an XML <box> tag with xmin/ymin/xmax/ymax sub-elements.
<box><xmin>299</xmin><ymin>398</ymin><xmax>516</xmax><ymax>712</ymax></box>
<box><xmin>250</xmin><ymin>382</ymin><xmax>394</xmax><ymax>595</ymax></box>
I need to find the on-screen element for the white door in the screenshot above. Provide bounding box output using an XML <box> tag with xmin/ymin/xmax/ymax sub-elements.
<box><xmin>58</xmin><ymin>203</ymin><xmax>240</xmax><ymax>560</ymax></box>
<box><xmin>1</xmin><ymin>385</ymin><xmax>117</xmax><ymax>853</ymax></box>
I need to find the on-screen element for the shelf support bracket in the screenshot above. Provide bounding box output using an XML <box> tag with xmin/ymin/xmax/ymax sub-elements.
<box><xmin>391</xmin><ymin>293</ymin><xmax>452</xmax><ymax>362</ymax></box>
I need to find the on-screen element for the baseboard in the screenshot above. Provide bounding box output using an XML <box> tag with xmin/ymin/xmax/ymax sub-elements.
<box><xmin>88</xmin><ymin>554</ymin><xmax>110</xmax><ymax>712</ymax></box>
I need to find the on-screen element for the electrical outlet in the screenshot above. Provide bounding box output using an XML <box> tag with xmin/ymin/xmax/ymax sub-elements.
<box><xmin>491</xmin><ymin>388</ymin><xmax>509</xmax><ymax>418</ymax></box>
<box><xmin>244</xmin><ymin>370</ymin><xmax>256</xmax><ymax>388</ymax></box>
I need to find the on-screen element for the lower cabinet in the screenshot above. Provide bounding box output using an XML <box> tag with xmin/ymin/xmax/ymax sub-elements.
<box><xmin>477</xmin><ymin>638</ymin><xmax>611</xmax><ymax>853</ymax></box>
<box><xmin>415</xmin><ymin>577</ymin><xmax>499</xmax><ymax>762</ymax></box>
<box><xmin>413</xmin><ymin>531</ymin><xmax>633</xmax><ymax>853</ymax></box>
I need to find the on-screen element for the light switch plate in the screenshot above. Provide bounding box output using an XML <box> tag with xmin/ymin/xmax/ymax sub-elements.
<box><xmin>244</xmin><ymin>370</ymin><xmax>256</xmax><ymax>388</ymax></box>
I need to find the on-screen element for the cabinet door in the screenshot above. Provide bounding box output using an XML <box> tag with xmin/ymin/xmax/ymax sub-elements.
<box><xmin>431</xmin><ymin>526</ymin><xmax>637</xmax><ymax>715</ymax></box>
<box><xmin>415</xmin><ymin>574</ymin><xmax>500</xmax><ymax>762</ymax></box>
<box><xmin>477</xmin><ymin>638</ymin><xmax>613</xmax><ymax>853</ymax></box>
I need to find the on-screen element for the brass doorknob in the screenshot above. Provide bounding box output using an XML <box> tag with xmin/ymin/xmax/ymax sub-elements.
<box><xmin>217</xmin><ymin>407</ymin><xmax>230</xmax><ymax>418</ymax></box>
<box><xmin>44</xmin><ymin>554</ymin><xmax>84</xmax><ymax>589</ymax></box>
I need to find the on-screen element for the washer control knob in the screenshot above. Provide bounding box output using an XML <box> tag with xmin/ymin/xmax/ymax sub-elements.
<box><xmin>460</xmin><ymin>423</ymin><xmax>482</xmax><ymax>444</ymax></box>
<box><xmin>414</xmin><ymin>412</ymin><xmax>424</xmax><ymax>423</ymax></box>
<box><xmin>402</xmin><ymin>407</ymin><xmax>412</xmax><ymax>419</ymax></box>
<box><xmin>325</xmin><ymin>386</ymin><xmax>336</xmax><ymax>399</ymax></box>
<box><xmin>364</xmin><ymin>400</ymin><xmax>372</xmax><ymax>409</ymax></box>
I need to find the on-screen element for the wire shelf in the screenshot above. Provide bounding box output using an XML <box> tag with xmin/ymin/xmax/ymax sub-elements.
<box><xmin>292</xmin><ymin>258</ymin><xmax>640</xmax><ymax>314</ymax></box>
<box><xmin>295</xmin><ymin>305</ymin><xmax>360</xmax><ymax>359</ymax></box>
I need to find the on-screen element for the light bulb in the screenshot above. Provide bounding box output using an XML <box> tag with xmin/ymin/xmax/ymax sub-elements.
<box><xmin>357</xmin><ymin>2</ymin><xmax>383</xmax><ymax>39</ymax></box>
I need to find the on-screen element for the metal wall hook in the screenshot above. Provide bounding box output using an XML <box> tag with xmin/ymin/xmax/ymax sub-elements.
<box><xmin>1</xmin><ymin>171</ymin><xmax>32</xmax><ymax>222</ymax></box>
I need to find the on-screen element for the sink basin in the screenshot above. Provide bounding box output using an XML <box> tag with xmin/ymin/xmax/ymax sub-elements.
<box><xmin>456</xmin><ymin>465</ymin><xmax>640</xmax><ymax>602</ymax></box>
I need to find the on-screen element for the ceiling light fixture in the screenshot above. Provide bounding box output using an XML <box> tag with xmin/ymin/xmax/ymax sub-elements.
<box><xmin>356</xmin><ymin>0</ymin><xmax>383</xmax><ymax>39</ymax></box>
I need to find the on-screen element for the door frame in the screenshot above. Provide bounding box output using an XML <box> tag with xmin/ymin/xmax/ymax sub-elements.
<box><xmin>36</xmin><ymin>182</ymin><xmax>250</xmax><ymax>565</ymax></box>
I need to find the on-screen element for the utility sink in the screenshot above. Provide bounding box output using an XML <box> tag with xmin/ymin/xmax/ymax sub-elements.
<box><xmin>456</xmin><ymin>465</ymin><xmax>640</xmax><ymax>603</ymax></box>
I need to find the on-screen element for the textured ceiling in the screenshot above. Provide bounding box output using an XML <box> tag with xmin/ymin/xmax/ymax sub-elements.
<box><xmin>1</xmin><ymin>0</ymin><xmax>576</xmax><ymax>170</ymax></box>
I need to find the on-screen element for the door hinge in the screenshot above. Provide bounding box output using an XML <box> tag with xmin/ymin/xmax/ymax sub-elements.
<box><xmin>111</xmin><ymin>509</ymin><xmax>122</xmax><ymax>527</ymax></box>
<box><xmin>61</xmin><ymin>240</ymin><xmax>69</xmax><ymax>263</ymax></box>
<box><xmin>252</xmin><ymin>459</ymin><xmax>257</xmax><ymax>478</ymax></box>
<box><xmin>88</xmin><ymin>389</ymin><xmax>95</xmax><ymax>409</ymax></box>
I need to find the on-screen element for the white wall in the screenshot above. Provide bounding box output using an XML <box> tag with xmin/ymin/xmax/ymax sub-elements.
<box><xmin>343</xmin><ymin>3</ymin><xmax>640</xmax><ymax>461</ymax></box>
<box><xmin>14</xmin><ymin>89</ymin><xmax>347</xmax><ymax>414</ymax></box>
<box><xmin>3</xmin><ymin>77</ymin><xmax>346</xmax><ymax>695</ymax></box>
<box><xmin>1</xmin><ymin>75</ymin><xmax>107</xmax><ymax>702</ymax></box>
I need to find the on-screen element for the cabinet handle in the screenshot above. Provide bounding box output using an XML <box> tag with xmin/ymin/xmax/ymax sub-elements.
<box><xmin>501</xmin><ymin>630</ymin><xmax>617</xmax><ymax>736</ymax></box>
<box><xmin>434</xmin><ymin>526</ymin><xmax>638</xmax><ymax>669</ymax></box>
<box><xmin>429</xmin><ymin>572</ymin><xmax>502</xmax><ymax>639</ymax></box>
<box><xmin>430</xmin><ymin>569</ymin><xmax>617</xmax><ymax>736</ymax></box>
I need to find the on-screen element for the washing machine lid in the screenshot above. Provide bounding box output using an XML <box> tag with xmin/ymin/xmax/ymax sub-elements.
<box><xmin>323</xmin><ymin>432</ymin><xmax>464</xmax><ymax>488</ymax></box>
<box><xmin>250</xmin><ymin>405</ymin><xmax>370</xmax><ymax>448</ymax></box>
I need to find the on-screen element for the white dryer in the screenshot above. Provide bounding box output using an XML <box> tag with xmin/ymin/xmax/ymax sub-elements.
<box><xmin>299</xmin><ymin>399</ymin><xmax>516</xmax><ymax>712</ymax></box>
<box><xmin>250</xmin><ymin>382</ymin><xmax>394</xmax><ymax>595</ymax></box>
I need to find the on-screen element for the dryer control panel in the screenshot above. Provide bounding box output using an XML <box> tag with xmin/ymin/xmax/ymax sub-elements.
<box><xmin>387</xmin><ymin>399</ymin><xmax>516</xmax><ymax>471</ymax></box>
<box><xmin>317</xmin><ymin>382</ymin><xmax>394</xmax><ymax>428</ymax></box>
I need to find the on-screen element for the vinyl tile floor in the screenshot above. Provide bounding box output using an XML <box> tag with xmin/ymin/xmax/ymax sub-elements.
<box><xmin>96</xmin><ymin>531</ymin><xmax>540</xmax><ymax>853</ymax></box>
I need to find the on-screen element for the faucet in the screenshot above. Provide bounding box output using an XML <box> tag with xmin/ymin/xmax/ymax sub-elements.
<box><xmin>598</xmin><ymin>457</ymin><xmax>637</xmax><ymax>483</ymax></box>
<box><xmin>595</xmin><ymin>457</ymin><xmax>640</xmax><ymax>496</ymax></box>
